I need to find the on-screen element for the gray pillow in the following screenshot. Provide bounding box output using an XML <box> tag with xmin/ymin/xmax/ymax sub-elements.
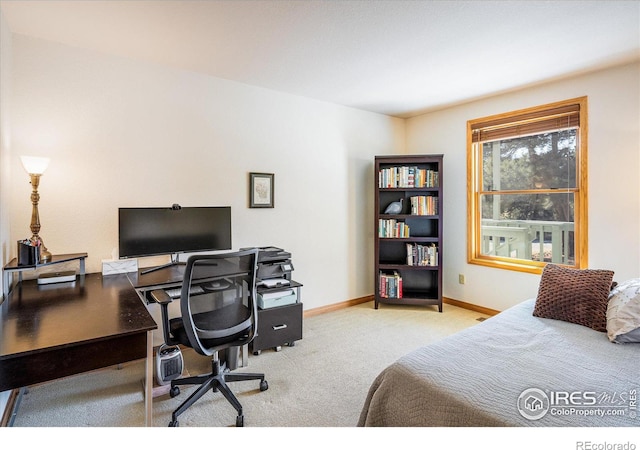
<box><xmin>606</xmin><ymin>278</ymin><xmax>640</xmax><ymax>344</ymax></box>
<box><xmin>613</xmin><ymin>327</ymin><xmax>640</xmax><ymax>344</ymax></box>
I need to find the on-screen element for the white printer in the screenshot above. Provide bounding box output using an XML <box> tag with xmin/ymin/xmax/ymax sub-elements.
<box><xmin>250</xmin><ymin>247</ymin><xmax>298</xmax><ymax>309</ymax></box>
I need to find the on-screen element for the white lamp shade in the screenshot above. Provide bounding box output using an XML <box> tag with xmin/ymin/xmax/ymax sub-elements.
<box><xmin>20</xmin><ymin>156</ymin><xmax>50</xmax><ymax>175</ymax></box>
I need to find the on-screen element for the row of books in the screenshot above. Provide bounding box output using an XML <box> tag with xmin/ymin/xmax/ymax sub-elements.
<box><xmin>379</xmin><ymin>271</ymin><xmax>402</xmax><ymax>298</ymax></box>
<box><xmin>379</xmin><ymin>219</ymin><xmax>410</xmax><ymax>238</ymax></box>
<box><xmin>378</xmin><ymin>166</ymin><xmax>439</xmax><ymax>188</ymax></box>
<box><xmin>410</xmin><ymin>195</ymin><xmax>438</xmax><ymax>216</ymax></box>
<box><xmin>406</xmin><ymin>243</ymin><xmax>438</xmax><ymax>266</ymax></box>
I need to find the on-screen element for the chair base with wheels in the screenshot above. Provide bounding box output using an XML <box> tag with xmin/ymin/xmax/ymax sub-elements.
<box><xmin>168</xmin><ymin>352</ymin><xmax>268</xmax><ymax>427</ymax></box>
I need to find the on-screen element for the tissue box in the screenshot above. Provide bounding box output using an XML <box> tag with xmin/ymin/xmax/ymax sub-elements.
<box><xmin>102</xmin><ymin>259</ymin><xmax>138</xmax><ymax>275</ymax></box>
<box><xmin>257</xmin><ymin>288</ymin><xmax>297</xmax><ymax>309</ymax></box>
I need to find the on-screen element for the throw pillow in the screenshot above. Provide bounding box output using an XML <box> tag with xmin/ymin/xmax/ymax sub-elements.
<box><xmin>606</xmin><ymin>278</ymin><xmax>640</xmax><ymax>343</ymax></box>
<box><xmin>533</xmin><ymin>264</ymin><xmax>614</xmax><ymax>332</ymax></box>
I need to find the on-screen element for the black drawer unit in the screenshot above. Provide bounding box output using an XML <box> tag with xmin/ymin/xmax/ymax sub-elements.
<box><xmin>252</xmin><ymin>302</ymin><xmax>303</xmax><ymax>355</ymax></box>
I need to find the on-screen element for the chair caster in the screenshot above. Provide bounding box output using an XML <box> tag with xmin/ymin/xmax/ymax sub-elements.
<box><xmin>260</xmin><ymin>380</ymin><xmax>268</xmax><ymax>391</ymax></box>
<box><xmin>236</xmin><ymin>415</ymin><xmax>244</xmax><ymax>427</ymax></box>
<box><xmin>169</xmin><ymin>420</ymin><xmax>179</xmax><ymax>427</ymax></box>
<box><xmin>169</xmin><ymin>386</ymin><xmax>180</xmax><ymax>398</ymax></box>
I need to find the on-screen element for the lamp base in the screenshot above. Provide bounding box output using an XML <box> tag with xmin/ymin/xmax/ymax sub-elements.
<box><xmin>40</xmin><ymin>249</ymin><xmax>52</xmax><ymax>263</ymax></box>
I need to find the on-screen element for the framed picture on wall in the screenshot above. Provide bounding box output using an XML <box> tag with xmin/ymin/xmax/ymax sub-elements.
<box><xmin>249</xmin><ymin>172</ymin><xmax>274</xmax><ymax>208</ymax></box>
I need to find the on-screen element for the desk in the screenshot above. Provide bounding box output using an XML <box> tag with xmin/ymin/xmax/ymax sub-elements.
<box><xmin>0</xmin><ymin>273</ymin><xmax>157</xmax><ymax>426</ymax></box>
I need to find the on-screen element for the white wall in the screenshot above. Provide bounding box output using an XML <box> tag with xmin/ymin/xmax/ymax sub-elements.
<box><xmin>0</xmin><ymin>8</ymin><xmax>13</xmax><ymax>417</ymax></box>
<box><xmin>8</xmin><ymin>35</ymin><xmax>405</xmax><ymax>312</ymax></box>
<box><xmin>6</xmin><ymin>33</ymin><xmax>638</xmax><ymax>317</ymax></box>
<box><xmin>406</xmin><ymin>62</ymin><xmax>640</xmax><ymax>311</ymax></box>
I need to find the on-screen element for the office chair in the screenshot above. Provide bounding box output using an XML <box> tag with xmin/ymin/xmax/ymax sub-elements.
<box><xmin>151</xmin><ymin>249</ymin><xmax>268</xmax><ymax>427</ymax></box>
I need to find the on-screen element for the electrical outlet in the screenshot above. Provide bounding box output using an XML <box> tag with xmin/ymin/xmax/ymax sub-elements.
<box><xmin>458</xmin><ymin>274</ymin><xmax>465</xmax><ymax>284</ymax></box>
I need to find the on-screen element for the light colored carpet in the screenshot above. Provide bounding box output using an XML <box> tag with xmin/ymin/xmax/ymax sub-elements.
<box><xmin>11</xmin><ymin>301</ymin><xmax>487</xmax><ymax>427</ymax></box>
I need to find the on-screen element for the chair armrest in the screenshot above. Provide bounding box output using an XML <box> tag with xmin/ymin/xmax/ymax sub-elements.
<box><xmin>151</xmin><ymin>289</ymin><xmax>176</xmax><ymax>345</ymax></box>
<box><xmin>150</xmin><ymin>289</ymin><xmax>172</xmax><ymax>305</ymax></box>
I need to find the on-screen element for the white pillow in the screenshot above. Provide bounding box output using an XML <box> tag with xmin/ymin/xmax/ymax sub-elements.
<box><xmin>606</xmin><ymin>278</ymin><xmax>640</xmax><ymax>343</ymax></box>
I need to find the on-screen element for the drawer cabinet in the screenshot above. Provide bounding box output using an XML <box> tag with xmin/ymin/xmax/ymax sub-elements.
<box><xmin>251</xmin><ymin>302</ymin><xmax>303</xmax><ymax>355</ymax></box>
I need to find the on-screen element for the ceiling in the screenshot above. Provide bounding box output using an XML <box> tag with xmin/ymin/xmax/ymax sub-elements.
<box><xmin>1</xmin><ymin>0</ymin><xmax>639</xmax><ymax>118</ymax></box>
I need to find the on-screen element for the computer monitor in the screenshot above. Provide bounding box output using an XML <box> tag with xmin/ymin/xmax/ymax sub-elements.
<box><xmin>118</xmin><ymin>206</ymin><xmax>232</xmax><ymax>273</ymax></box>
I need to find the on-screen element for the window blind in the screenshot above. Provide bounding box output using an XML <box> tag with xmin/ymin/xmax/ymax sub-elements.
<box><xmin>471</xmin><ymin>103</ymin><xmax>580</xmax><ymax>143</ymax></box>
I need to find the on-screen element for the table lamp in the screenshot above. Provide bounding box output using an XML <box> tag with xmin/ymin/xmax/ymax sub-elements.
<box><xmin>20</xmin><ymin>155</ymin><xmax>52</xmax><ymax>262</ymax></box>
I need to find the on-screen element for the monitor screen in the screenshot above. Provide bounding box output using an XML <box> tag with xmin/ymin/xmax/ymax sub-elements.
<box><xmin>118</xmin><ymin>206</ymin><xmax>232</xmax><ymax>259</ymax></box>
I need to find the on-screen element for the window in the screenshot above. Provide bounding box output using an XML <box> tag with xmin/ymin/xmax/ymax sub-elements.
<box><xmin>467</xmin><ymin>97</ymin><xmax>587</xmax><ymax>273</ymax></box>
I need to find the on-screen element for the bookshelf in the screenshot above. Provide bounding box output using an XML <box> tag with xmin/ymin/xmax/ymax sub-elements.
<box><xmin>374</xmin><ymin>154</ymin><xmax>443</xmax><ymax>311</ymax></box>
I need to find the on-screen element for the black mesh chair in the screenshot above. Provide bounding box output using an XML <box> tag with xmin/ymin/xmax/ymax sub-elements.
<box><xmin>151</xmin><ymin>249</ymin><xmax>268</xmax><ymax>427</ymax></box>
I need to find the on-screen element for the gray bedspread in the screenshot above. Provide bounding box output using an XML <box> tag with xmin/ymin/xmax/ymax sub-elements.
<box><xmin>358</xmin><ymin>299</ymin><xmax>639</xmax><ymax>427</ymax></box>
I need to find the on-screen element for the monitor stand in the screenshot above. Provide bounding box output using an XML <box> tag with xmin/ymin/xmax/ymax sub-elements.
<box><xmin>140</xmin><ymin>253</ymin><xmax>185</xmax><ymax>275</ymax></box>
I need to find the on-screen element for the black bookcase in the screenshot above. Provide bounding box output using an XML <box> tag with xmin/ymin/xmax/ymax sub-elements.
<box><xmin>374</xmin><ymin>154</ymin><xmax>443</xmax><ymax>311</ymax></box>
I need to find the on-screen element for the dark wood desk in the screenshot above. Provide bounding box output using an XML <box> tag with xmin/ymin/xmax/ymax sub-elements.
<box><xmin>0</xmin><ymin>272</ymin><xmax>157</xmax><ymax>426</ymax></box>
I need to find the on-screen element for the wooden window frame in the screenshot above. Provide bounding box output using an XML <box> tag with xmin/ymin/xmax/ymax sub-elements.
<box><xmin>467</xmin><ymin>97</ymin><xmax>588</xmax><ymax>274</ymax></box>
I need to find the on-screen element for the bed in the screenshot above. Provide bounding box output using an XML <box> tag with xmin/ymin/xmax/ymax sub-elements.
<box><xmin>358</xmin><ymin>295</ymin><xmax>640</xmax><ymax>427</ymax></box>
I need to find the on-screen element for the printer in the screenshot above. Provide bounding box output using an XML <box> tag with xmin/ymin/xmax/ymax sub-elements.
<box><xmin>248</xmin><ymin>246</ymin><xmax>298</xmax><ymax>309</ymax></box>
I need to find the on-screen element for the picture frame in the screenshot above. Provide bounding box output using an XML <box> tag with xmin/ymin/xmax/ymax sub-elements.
<box><xmin>249</xmin><ymin>172</ymin><xmax>274</xmax><ymax>208</ymax></box>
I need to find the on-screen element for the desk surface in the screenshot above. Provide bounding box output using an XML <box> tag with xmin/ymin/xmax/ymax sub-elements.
<box><xmin>0</xmin><ymin>272</ymin><xmax>157</xmax><ymax>391</ymax></box>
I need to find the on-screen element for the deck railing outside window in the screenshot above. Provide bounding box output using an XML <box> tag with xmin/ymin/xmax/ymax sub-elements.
<box><xmin>481</xmin><ymin>219</ymin><xmax>574</xmax><ymax>265</ymax></box>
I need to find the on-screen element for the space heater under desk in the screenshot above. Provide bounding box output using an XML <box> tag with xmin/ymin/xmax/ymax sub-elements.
<box><xmin>155</xmin><ymin>344</ymin><xmax>183</xmax><ymax>385</ymax></box>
